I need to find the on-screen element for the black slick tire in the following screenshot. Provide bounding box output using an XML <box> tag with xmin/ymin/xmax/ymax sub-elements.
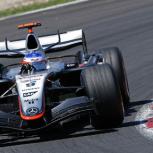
<box><xmin>81</xmin><ymin>64</ymin><xmax>124</xmax><ymax>129</ymax></box>
<box><xmin>102</xmin><ymin>47</ymin><xmax>129</xmax><ymax>107</ymax></box>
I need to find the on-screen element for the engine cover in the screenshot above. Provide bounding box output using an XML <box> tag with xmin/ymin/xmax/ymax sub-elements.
<box><xmin>16</xmin><ymin>72</ymin><xmax>48</xmax><ymax>120</ymax></box>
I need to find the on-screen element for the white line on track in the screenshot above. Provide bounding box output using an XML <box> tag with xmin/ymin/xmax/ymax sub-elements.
<box><xmin>135</xmin><ymin>100</ymin><xmax>153</xmax><ymax>140</ymax></box>
<box><xmin>0</xmin><ymin>0</ymin><xmax>89</xmax><ymax>21</ymax></box>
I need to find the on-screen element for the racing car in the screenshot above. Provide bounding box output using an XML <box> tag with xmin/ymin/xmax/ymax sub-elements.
<box><xmin>0</xmin><ymin>22</ymin><xmax>129</xmax><ymax>132</ymax></box>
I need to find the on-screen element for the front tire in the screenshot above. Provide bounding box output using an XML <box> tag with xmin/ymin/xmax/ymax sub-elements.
<box><xmin>81</xmin><ymin>64</ymin><xmax>124</xmax><ymax>129</ymax></box>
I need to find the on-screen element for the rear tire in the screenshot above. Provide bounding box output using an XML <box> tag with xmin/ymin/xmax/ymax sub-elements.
<box><xmin>81</xmin><ymin>64</ymin><xmax>124</xmax><ymax>129</ymax></box>
<box><xmin>102</xmin><ymin>47</ymin><xmax>129</xmax><ymax>107</ymax></box>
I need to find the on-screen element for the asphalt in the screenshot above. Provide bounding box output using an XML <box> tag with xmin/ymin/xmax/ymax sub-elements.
<box><xmin>0</xmin><ymin>0</ymin><xmax>153</xmax><ymax>152</ymax></box>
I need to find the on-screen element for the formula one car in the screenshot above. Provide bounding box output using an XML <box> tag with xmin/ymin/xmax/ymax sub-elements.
<box><xmin>0</xmin><ymin>22</ymin><xmax>129</xmax><ymax>132</ymax></box>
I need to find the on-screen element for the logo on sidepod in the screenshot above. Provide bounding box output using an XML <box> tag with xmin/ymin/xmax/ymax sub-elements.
<box><xmin>23</xmin><ymin>91</ymin><xmax>38</xmax><ymax>97</ymax></box>
<box><xmin>26</xmin><ymin>107</ymin><xmax>39</xmax><ymax>116</ymax></box>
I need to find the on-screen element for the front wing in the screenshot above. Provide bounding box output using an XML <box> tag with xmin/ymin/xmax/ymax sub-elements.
<box><xmin>0</xmin><ymin>96</ymin><xmax>93</xmax><ymax>132</ymax></box>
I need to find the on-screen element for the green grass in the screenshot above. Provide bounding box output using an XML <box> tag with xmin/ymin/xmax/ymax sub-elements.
<box><xmin>0</xmin><ymin>0</ymin><xmax>74</xmax><ymax>18</ymax></box>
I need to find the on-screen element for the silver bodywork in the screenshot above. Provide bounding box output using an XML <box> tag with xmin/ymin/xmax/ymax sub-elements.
<box><xmin>16</xmin><ymin>73</ymin><xmax>48</xmax><ymax>116</ymax></box>
<box><xmin>2</xmin><ymin>61</ymin><xmax>65</xmax><ymax>118</ymax></box>
<box><xmin>0</xmin><ymin>28</ymin><xmax>85</xmax><ymax>121</ymax></box>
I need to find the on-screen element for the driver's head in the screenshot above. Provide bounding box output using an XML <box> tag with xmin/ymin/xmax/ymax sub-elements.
<box><xmin>21</xmin><ymin>51</ymin><xmax>47</xmax><ymax>71</ymax></box>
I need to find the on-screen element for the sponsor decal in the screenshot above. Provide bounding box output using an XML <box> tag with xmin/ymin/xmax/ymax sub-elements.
<box><xmin>26</xmin><ymin>107</ymin><xmax>39</xmax><ymax>116</ymax></box>
<box><xmin>24</xmin><ymin>98</ymin><xmax>39</xmax><ymax>104</ymax></box>
<box><xmin>66</xmin><ymin>63</ymin><xmax>76</xmax><ymax>67</ymax></box>
<box><xmin>20</xmin><ymin>79</ymin><xmax>30</xmax><ymax>83</ymax></box>
<box><xmin>26</xmin><ymin>80</ymin><xmax>36</xmax><ymax>87</ymax></box>
<box><xmin>23</xmin><ymin>91</ymin><xmax>38</xmax><ymax>97</ymax></box>
<box><xmin>20</xmin><ymin>78</ymin><xmax>41</xmax><ymax>83</ymax></box>
<box><xmin>21</xmin><ymin>74</ymin><xmax>43</xmax><ymax>79</ymax></box>
<box><xmin>22</xmin><ymin>87</ymin><xmax>40</xmax><ymax>92</ymax></box>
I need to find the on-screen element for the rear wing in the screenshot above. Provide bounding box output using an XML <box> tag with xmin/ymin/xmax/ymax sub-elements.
<box><xmin>0</xmin><ymin>29</ymin><xmax>87</xmax><ymax>58</ymax></box>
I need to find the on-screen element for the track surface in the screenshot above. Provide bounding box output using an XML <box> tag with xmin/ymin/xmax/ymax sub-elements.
<box><xmin>0</xmin><ymin>0</ymin><xmax>153</xmax><ymax>152</ymax></box>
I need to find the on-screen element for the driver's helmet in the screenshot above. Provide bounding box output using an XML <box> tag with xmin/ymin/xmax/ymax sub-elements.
<box><xmin>21</xmin><ymin>51</ymin><xmax>47</xmax><ymax>71</ymax></box>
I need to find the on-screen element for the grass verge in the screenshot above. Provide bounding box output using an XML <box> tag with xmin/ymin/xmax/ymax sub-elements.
<box><xmin>0</xmin><ymin>0</ymin><xmax>74</xmax><ymax>18</ymax></box>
